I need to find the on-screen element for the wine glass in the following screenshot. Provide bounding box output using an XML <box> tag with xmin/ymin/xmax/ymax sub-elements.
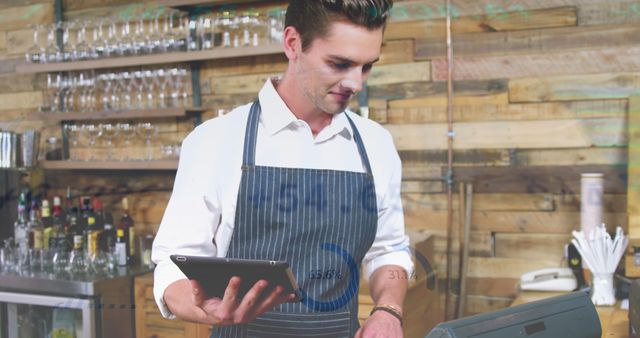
<box><xmin>133</xmin><ymin>15</ymin><xmax>146</xmax><ymax>55</ymax></box>
<box><xmin>142</xmin><ymin>69</ymin><xmax>156</xmax><ymax>109</ymax></box>
<box><xmin>25</xmin><ymin>24</ymin><xmax>44</xmax><ymax>63</ymax></box>
<box><xmin>60</xmin><ymin>21</ymin><xmax>73</xmax><ymax>62</ymax></box>
<box><xmin>119</xmin><ymin>71</ymin><xmax>133</xmax><ymax>109</ymax></box>
<box><xmin>52</xmin><ymin>250</ymin><xmax>69</xmax><ymax>278</ymax></box>
<box><xmin>146</xmin><ymin>13</ymin><xmax>164</xmax><ymax>54</ymax></box>
<box><xmin>105</xmin><ymin>18</ymin><xmax>120</xmax><ymax>57</ymax></box>
<box><xmin>100</xmin><ymin>123</ymin><xmax>118</xmax><ymax>160</ymax></box>
<box><xmin>162</xmin><ymin>11</ymin><xmax>179</xmax><ymax>52</ymax></box>
<box><xmin>132</xmin><ymin>70</ymin><xmax>145</xmax><ymax>109</ymax></box>
<box><xmin>157</xmin><ymin>68</ymin><xmax>171</xmax><ymax>108</ymax></box>
<box><xmin>116</xmin><ymin>123</ymin><xmax>136</xmax><ymax>161</ymax></box>
<box><xmin>119</xmin><ymin>17</ymin><xmax>134</xmax><ymax>56</ymax></box>
<box><xmin>67</xmin><ymin>248</ymin><xmax>87</xmax><ymax>278</ymax></box>
<box><xmin>136</xmin><ymin>122</ymin><xmax>157</xmax><ymax>160</ymax></box>
<box><xmin>177</xmin><ymin>67</ymin><xmax>190</xmax><ymax>107</ymax></box>
<box><xmin>72</xmin><ymin>20</ymin><xmax>91</xmax><ymax>61</ymax></box>
<box><xmin>44</xmin><ymin>23</ymin><xmax>60</xmax><ymax>63</ymax></box>
<box><xmin>64</xmin><ymin>124</ymin><xmax>82</xmax><ymax>160</ymax></box>
<box><xmin>82</xmin><ymin>124</ymin><xmax>101</xmax><ymax>160</ymax></box>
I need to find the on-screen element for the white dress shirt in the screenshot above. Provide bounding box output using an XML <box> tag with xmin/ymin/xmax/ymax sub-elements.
<box><xmin>152</xmin><ymin>78</ymin><xmax>414</xmax><ymax>318</ymax></box>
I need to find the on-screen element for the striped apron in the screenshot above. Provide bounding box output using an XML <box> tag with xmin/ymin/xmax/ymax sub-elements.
<box><xmin>212</xmin><ymin>101</ymin><xmax>378</xmax><ymax>338</ymax></box>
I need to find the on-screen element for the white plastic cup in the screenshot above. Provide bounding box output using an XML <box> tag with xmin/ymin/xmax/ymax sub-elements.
<box><xmin>581</xmin><ymin>173</ymin><xmax>603</xmax><ymax>237</ymax></box>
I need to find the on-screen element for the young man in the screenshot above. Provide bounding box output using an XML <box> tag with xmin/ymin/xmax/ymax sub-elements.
<box><xmin>152</xmin><ymin>1</ymin><xmax>413</xmax><ymax>337</ymax></box>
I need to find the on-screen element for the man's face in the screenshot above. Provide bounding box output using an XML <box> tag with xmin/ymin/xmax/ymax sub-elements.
<box><xmin>293</xmin><ymin>20</ymin><xmax>384</xmax><ymax>115</ymax></box>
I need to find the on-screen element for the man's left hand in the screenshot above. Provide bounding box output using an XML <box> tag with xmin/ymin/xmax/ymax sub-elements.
<box><xmin>355</xmin><ymin>309</ymin><xmax>403</xmax><ymax>338</ymax></box>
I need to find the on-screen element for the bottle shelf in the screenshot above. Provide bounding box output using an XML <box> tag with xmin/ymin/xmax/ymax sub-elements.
<box><xmin>41</xmin><ymin>107</ymin><xmax>205</xmax><ymax>121</ymax></box>
<box><xmin>15</xmin><ymin>44</ymin><xmax>283</xmax><ymax>74</ymax></box>
<box><xmin>40</xmin><ymin>160</ymin><xmax>178</xmax><ymax>170</ymax></box>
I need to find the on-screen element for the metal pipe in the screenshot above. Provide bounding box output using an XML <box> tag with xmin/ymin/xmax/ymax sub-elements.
<box><xmin>444</xmin><ymin>0</ymin><xmax>455</xmax><ymax>320</ymax></box>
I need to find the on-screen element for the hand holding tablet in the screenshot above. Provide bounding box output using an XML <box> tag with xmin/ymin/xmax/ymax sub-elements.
<box><xmin>170</xmin><ymin>255</ymin><xmax>301</xmax><ymax>326</ymax></box>
<box><xmin>170</xmin><ymin>255</ymin><xmax>302</xmax><ymax>301</ymax></box>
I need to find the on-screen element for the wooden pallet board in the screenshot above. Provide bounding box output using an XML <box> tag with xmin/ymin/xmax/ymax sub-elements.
<box><xmin>386</xmin><ymin>118</ymin><xmax>625</xmax><ymax>151</ymax></box>
<box><xmin>403</xmin><ymin>193</ymin><xmax>555</xmax><ymax>212</ymax></box>
<box><xmin>386</xmin><ymin>99</ymin><xmax>627</xmax><ymax>124</ymax></box>
<box><xmin>0</xmin><ymin>90</ymin><xmax>42</xmax><ymax>111</ymax></box>
<box><xmin>452</xmin><ymin>165</ymin><xmax>627</xmax><ymax>194</ymax></box>
<box><xmin>400</xmin><ymin>149</ymin><xmax>511</xmax><ymax>166</ymax></box>
<box><xmin>494</xmin><ymin>233</ymin><xmax>572</xmax><ymax>260</ymax></box>
<box><xmin>385</xmin><ymin>6</ymin><xmax>576</xmax><ymax>40</ymax></box>
<box><xmin>578</xmin><ymin>2</ymin><xmax>640</xmax><ymax>25</ymax></box>
<box><xmin>0</xmin><ymin>3</ymin><xmax>53</xmax><ymax>31</ymax></box>
<box><xmin>553</xmin><ymin>193</ymin><xmax>627</xmax><ymax>213</ymax></box>
<box><xmin>513</xmin><ymin>147</ymin><xmax>627</xmax><ymax>166</ymax></box>
<box><xmin>370</xmin><ymin>79</ymin><xmax>507</xmax><ymax>101</ymax></box>
<box><xmin>509</xmin><ymin>72</ymin><xmax>640</xmax><ymax>102</ymax></box>
<box><xmin>416</xmin><ymin>23</ymin><xmax>640</xmax><ymax>59</ymax></box>
<box><xmin>390</xmin><ymin>0</ymin><xmax>633</xmax><ymax>19</ymax></box>
<box><xmin>468</xmin><ymin>257</ymin><xmax>561</xmax><ymax>279</ymax></box>
<box><xmin>431</xmin><ymin>46</ymin><xmax>640</xmax><ymax>81</ymax></box>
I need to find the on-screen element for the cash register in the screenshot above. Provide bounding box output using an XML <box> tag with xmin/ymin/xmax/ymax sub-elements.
<box><xmin>425</xmin><ymin>291</ymin><xmax>601</xmax><ymax>338</ymax></box>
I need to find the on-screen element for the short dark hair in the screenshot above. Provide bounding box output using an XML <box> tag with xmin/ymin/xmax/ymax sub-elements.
<box><xmin>285</xmin><ymin>0</ymin><xmax>394</xmax><ymax>51</ymax></box>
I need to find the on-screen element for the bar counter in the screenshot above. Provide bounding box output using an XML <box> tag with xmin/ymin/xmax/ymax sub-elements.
<box><xmin>0</xmin><ymin>266</ymin><xmax>153</xmax><ymax>338</ymax></box>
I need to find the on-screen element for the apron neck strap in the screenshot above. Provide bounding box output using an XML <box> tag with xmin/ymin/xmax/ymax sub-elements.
<box><xmin>242</xmin><ymin>100</ymin><xmax>374</xmax><ymax>176</ymax></box>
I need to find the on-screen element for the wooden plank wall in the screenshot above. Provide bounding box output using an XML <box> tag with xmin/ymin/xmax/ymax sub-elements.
<box><xmin>0</xmin><ymin>0</ymin><xmax>637</xmax><ymax>320</ymax></box>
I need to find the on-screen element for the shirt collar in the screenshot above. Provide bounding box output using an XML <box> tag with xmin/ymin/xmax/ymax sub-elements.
<box><xmin>257</xmin><ymin>78</ymin><xmax>353</xmax><ymax>140</ymax></box>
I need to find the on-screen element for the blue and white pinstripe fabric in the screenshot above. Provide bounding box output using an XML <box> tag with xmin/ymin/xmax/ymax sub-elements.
<box><xmin>212</xmin><ymin>101</ymin><xmax>378</xmax><ymax>338</ymax></box>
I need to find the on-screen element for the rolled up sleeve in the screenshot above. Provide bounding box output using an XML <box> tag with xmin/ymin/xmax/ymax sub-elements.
<box><xmin>363</xmin><ymin>134</ymin><xmax>414</xmax><ymax>280</ymax></box>
<box><xmin>151</xmin><ymin>130</ymin><xmax>220</xmax><ymax>318</ymax></box>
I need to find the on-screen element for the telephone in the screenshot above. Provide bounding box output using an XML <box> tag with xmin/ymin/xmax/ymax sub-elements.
<box><xmin>520</xmin><ymin>267</ymin><xmax>577</xmax><ymax>292</ymax></box>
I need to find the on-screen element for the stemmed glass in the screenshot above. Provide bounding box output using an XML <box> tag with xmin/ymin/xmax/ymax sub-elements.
<box><xmin>133</xmin><ymin>15</ymin><xmax>146</xmax><ymax>55</ymax></box>
<box><xmin>44</xmin><ymin>23</ymin><xmax>60</xmax><ymax>63</ymax></box>
<box><xmin>116</xmin><ymin>123</ymin><xmax>136</xmax><ymax>161</ymax></box>
<box><xmin>80</xmin><ymin>71</ymin><xmax>97</xmax><ymax>112</ymax></box>
<box><xmin>147</xmin><ymin>13</ymin><xmax>164</xmax><ymax>54</ymax></box>
<box><xmin>99</xmin><ymin>123</ymin><xmax>118</xmax><ymax>160</ymax></box>
<box><xmin>177</xmin><ymin>67</ymin><xmax>190</xmax><ymax>107</ymax></box>
<box><xmin>40</xmin><ymin>73</ymin><xmax>60</xmax><ymax>113</ymax></box>
<box><xmin>119</xmin><ymin>17</ymin><xmax>134</xmax><ymax>56</ymax></box>
<box><xmin>63</xmin><ymin>73</ymin><xmax>79</xmax><ymax>112</ymax></box>
<box><xmin>132</xmin><ymin>70</ymin><xmax>145</xmax><ymax>109</ymax></box>
<box><xmin>82</xmin><ymin>124</ymin><xmax>101</xmax><ymax>160</ymax></box>
<box><xmin>72</xmin><ymin>20</ymin><xmax>91</xmax><ymax>61</ymax></box>
<box><xmin>64</xmin><ymin>124</ymin><xmax>82</xmax><ymax>161</ymax></box>
<box><xmin>143</xmin><ymin>69</ymin><xmax>156</xmax><ymax>109</ymax></box>
<box><xmin>105</xmin><ymin>18</ymin><xmax>120</xmax><ymax>57</ymax></box>
<box><xmin>60</xmin><ymin>21</ymin><xmax>73</xmax><ymax>62</ymax></box>
<box><xmin>119</xmin><ymin>71</ymin><xmax>133</xmax><ymax>109</ymax></box>
<box><xmin>136</xmin><ymin>122</ymin><xmax>157</xmax><ymax>160</ymax></box>
<box><xmin>162</xmin><ymin>11</ymin><xmax>180</xmax><ymax>52</ymax></box>
<box><xmin>155</xmin><ymin>69</ymin><xmax>169</xmax><ymax>108</ymax></box>
<box><xmin>25</xmin><ymin>24</ymin><xmax>44</xmax><ymax>63</ymax></box>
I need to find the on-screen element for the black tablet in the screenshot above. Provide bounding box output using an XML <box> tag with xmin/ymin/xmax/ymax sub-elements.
<box><xmin>170</xmin><ymin>255</ymin><xmax>302</xmax><ymax>302</ymax></box>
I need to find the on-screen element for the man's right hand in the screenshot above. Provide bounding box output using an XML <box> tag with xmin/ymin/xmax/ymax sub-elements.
<box><xmin>165</xmin><ymin>277</ymin><xmax>296</xmax><ymax>326</ymax></box>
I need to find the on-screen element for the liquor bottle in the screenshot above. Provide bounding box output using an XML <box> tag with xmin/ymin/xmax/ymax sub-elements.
<box><xmin>93</xmin><ymin>198</ymin><xmax>105</xmax><ymax>229</ymax></box>
<box><xmin>79</xmin><ymin>196</ymin><xmax>93</xmax><ymax>230</ymax></box>
<box><xmin>85</xmin><ymin>215</ymin><xmax>101</xmax><ymax>258</ymax></box>
<box><xmin>28</xmin><ymin>200</ymin><xmax>44</xmax><ymax>250</ymax></box>
<box><xmin>68</xmin><ymin>230</ymin><xmax>86</xmax><ymax>276</ymax></box>
<box><xmin>115</xmin><ymin>229</ymin><xmax>128</xmax><ymax>266</ymax></box>
<box><xmin>41</xmin><ymin>199</ymin><xmax>53</xmax><ymax>249</ymax></box>
<box><xmin>14</xmin><ymin>192</ymin><xmax>29</xmax><ymax>255</ymax></box>
<box><xmin>119</xmin><ymin>197</ymin><xmax>135</xmax><ymax>264</ymax></box>
<box><xmin>100</xmin><ymin>212</ymin><xmax>116</xmax><ymax>253</ymax></box>
<box><xmin>49</xmin><ymin>196</ymin><xmax>68</xmax><ymax>252</ymax></box>
<box><xmin>67</xmin><ymin>214</ymin><xmax>83</xmax><ymax>254</ymax></box>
